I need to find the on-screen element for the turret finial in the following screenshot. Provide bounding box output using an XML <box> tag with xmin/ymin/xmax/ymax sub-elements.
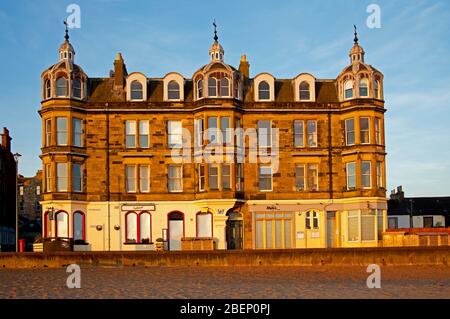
<box><xmin>353</xmin><ymin>24</ymin><xmax>358</xmax><ymax>44</ymax></box>
<box><xmin>64</xmin><ymin>20</ymin><xmax>69</xmax><ymax>42</ymax></box>
<box><xmin>213</xmin><ymin>19</ymin><xmax>218</xmax><ymax>42</ymax></box>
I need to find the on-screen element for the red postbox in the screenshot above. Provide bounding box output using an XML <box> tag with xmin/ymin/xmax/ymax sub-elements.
<box><xmin>19</xmin><ymin>239</ymin><xmax>26</xmax><ymax>253</ymax></box>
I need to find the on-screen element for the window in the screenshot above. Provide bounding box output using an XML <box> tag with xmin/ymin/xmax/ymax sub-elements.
<box><xmin>299</xmin><ymin>81</ymin><xmax>310</xmax><ymax>100</ymax></box>
<box><xmin>168</xmin><ymin>165</ymin><xmax>183</xmax><ymax>192</ymax></box>
<box><xmin>294</xmin><ymin>120</ymin><xmax>304</xmax><ymax>147</ymax></box>
<box><xmin>197</xmin><ymin>79</ymin><xmax>203</xmax><ymax>99</ymax></box>
<box><xmin>208</xmin><ymin>77</ymin><xmax>217</xmax><ymax>97</ymax></box>
<box><xmin>168</xmin><ymin>120</ymin><xmax>182</xmax><ymax>148</ymax></box>
<box><xmin>45</xmin><ymin>164</ymin><xmax>52</xmax><ymax>192</ymax></box>
<box><xmin>305</xmin><ymin>211</ymin><xmax>319</xmax><ymax>229</ymax></box>
<box><xmin>374</xmin><ymin>80</ymin><xmax>379</xmax><ymax>99</ymax></box>
<box><xmin>348</xmin><ymin>211</ymin><xmax>359</xmax><ymax>241</ymax></box>
<box><xmin>125</xmin><ymin>120</ymin><xmax>136</xmax><ymax>148</ymax></box>
<box><xmin>220</xmin><ymin>117</ymin><xmax>231</xmax><ymax>144</ymax></box>
<box><xmin>295</xmin><ymin>165</ymin><xmax>305</xmax><ymax>191</ymax></box>
<box><xmin>56</xmin><ymin>163</ymin><xmax>67</xmax><ymax>192</ymax></box>
<box><xmin>19</xmin><ymin>186</ymin><xmax>24</xmax><ymax>196</ymax></box>
<box><xmin>360</xmin><ymin>117</ymin><xmax>370</xmax><ymax>144</ymax></box>
<box><xmin>359</xmin><ymin>79</ymin><xmax>368</xmax><ymax>97</ymax></box>
<box><xmin>199</xmin><ymin>165</ymin><xmax>205</xmax><ymax>191</ymax></box>
<box><xmin>344</xmin><ymin>80</ymin><xmax>353</xmax><ymax>99</ymax></box>
<box><xmin>45</xmin><ymin>79</ymin><xmax>51</xmax><ymax>99</ymax></box>
<box><xmin>375</xmin><ymin>118</ymin><xmax>381</xmax><ymax>145</ymax></box>
<box><xmin>236</xmin><ymin>163</ymin><xmax>243</xmax><ymax>192</ymax></box>
<box><xmin>197</xmin><ymin>213</ymin><xmax>213</xmax><ymax>238</ymax></box>
<box><xmin>194</xmin><ymin>118</ymin><xmax>203</xmax><ymax>147</ymax></box>
<box><xmin>56</xmin><ymin>77</ymin><xmax>67</xmax><ymax>97</ymax></box>
<box><xmin>220</xmin><ymin>77</ymin><xmax>229</xmax><ymax>97</ymax></box>
<box><xmin>139</xmin><ymin>212</ymin><xmax>152</xmax><ymax>243</ymax></box>
<box><xmin>235</xmin><ymin>118</ymin><xmax>243</xmax><ymax>147</ymax></box>
<box><xmin>73</xmin><ymin>211</ymin><xmax>85</xmax><ymax>241</ymax></box>
<box><xmin>73</xmin><ymin>79</ymin><xmax>82</xmax><ymax>98</ymax></box>
<box><xmin>376</xmin><ymin>162</ymin><xmax>383</xmax><ymax>188</ymax></box>
<box><xmin>209</xmin><ymin>164</ymin><xmax>219</xmax><ymax>190</ymax></box>
<box><xmin>139</xmin><ymin>120</ymin><xmax>150</xmax><ymax>148</ymax></box>
<box><xmin>307</xmin><ymin>120</ymin><xmax>317</xmax><ymax>147</ymax></box>
<box><xmin>362</xmin><ymin>161</ymin><xmax>372</xmax><ymax>189</ymax></box>
<box><xmin>377</xmin><ymin>210</ymin><xmax>384</xmax><ymax>239</ymax></box>
<box><xmin>222</xmin><ymin>164</ymin><xmax>231</xmax><ymax>189</ymax></box>
<box><xmin>36</xmin><ymin>186</ymin><xmax>41</xmax><ymax>195</ymax></box>
<box><xmin>126</xmin><ymin>212</ymin><xmax>138</xmax><ymax>243</ymax></box>
<box><xmin>307</xmin><ymin>164</ymin><xmax>318</xmax><ymax>191</ymax></box>
<box><xmin>207</xmin><ymin>117</ymin><xmax>218</xmax><ymax>143</ymax></box>
<box><xmin>56</xmin><ymin>117</ymin><xmax>67</xmax><ymax>145</ymax></box>
<box><xmin>168</xmin><ymin>80</ymin><xmax>180</xmax><ymax>100</ymax></box>
<box><xmin>130</xmin><ymin>80</ymin><xmax>143</xmax><ymax>100</ymax></box>
<box><xmin>258</xmin><ymin>120</ymin><xmax>271</xmax><ymax>148</ymax></box>
<box><xmin>56</xmin><ymin>211</ymin><xmax>69</xmax><ymax>238</ymax></box>
<box><xmin>259</xmin><ymin>165</ymin><xmax>272</xmax><ymax>191</ymax></box>
<box><xmin>345</xmin><ymin>118</ymin><xmax>355</xmax><ymax>145</ymax></box>
<box><xmin>72</xmin><ymin>118</ymin><xmax>82</xmax><ymax>147</ymax></box>
<box><xmin>139</xmin><ymin>165</ymin><xmax>150</xmax><ymax>193</ymax></box>
<box><xmin>125</xmin><ymin>165</ymin><xmax>136</xmax><ymax>193</ymax></box>
<box><xmin>388</xmin><ymin>217</ymin><xmax>398</xmax><ymax>229</ymax></box>
<box><xmin>346</xmin><ymin>162</ymin><xmax>356</xmax><ymax>190</ymax></box>
<box><xmin>72</xmin><ymin>163</ymin><xmax>82</xmax><ymax>192</ymax></box>
<box><xmin>361</xmin><ymin>210</ymin><xmax>375</xmax><ymax>241</ymax></box>
<box><xmin>258</xmin><ymin>81</ymin><xmax>270</xmax><ymax>100</ymax></box>
<box><xmin>45</xmin><ymin>119</ymin><xmax>52</xmax><ymax>147</ymax></box>
<box><xmin>255</xmin><ymin>212</ymin><xmax>293</xmax><ymax>249</ymax></box>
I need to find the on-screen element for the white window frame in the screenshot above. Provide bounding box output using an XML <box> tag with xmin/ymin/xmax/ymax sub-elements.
<box><xmin>56</xmin><ymin>117</ymin><xmax>67</xmax><ymax>146</ymax></box>
<box><xmin>294</xmin><ymin>120</ymin><xmax>304</xmax><ymax>148</ymax></box>
<box><xmin>306</xmin><ymin>120</ymin><xmax>317</xmax><ymax>147</ymax></box>
<box><xmin>72</xmin><ymin>163</ymin><xmax>83</xmax><ymax>193</ymax></box>
<box><xmin>45</xmin><ymin>164</ymin><xmax>52</xmax><ymax>192</ymax></box>
<box><xmin>168</xmin><ymin>165</ymin><xmax>183</xmax><ymax>193</ymax></box>
<box><xmin>125</xmin><ymin>120</ymin><xmax>137</xmax><ymax>148</ymax></box>
<box><xmin>258</xmin><ymin>120</ymin><xmax>272</xmax><ymax>148</ymax></box>
<box><xmin>360</xmin><ymin>117</ymin><xmax>370</xmax><ymax>144</ymax></box>
<box><xmin>199</xmin><ymin>164</ymin><xmax>205</xmax><ymax>192</ymax></box>
<box><xmin>56</xmin><ymin>163</ymin><xmax>68</xmax><ymax>192</ymax></box>
<box><xmin>346</xmin><ymin>162</ymin><xmax>356</xmax><ymax>190</ymax></box>
<box><xmin>125</xmin><ymin>164</ymin><xmax>137</xmax><ymax>193</ymax></box>
<box><xmin>45</xmin><ymin>119</ymin><xmax>52</xmax><ymax>147</ymax></box>
<box><xmin>221</xmin><ymin>164</ymin><xmax>231</xmax><ymax>190</ymax></box>
<box><xmin>361</xmin><ymin>161</ymin><xmax>372</xmax><ymax>189</ymax></box>
<box><xmin>345</xmin><ymin>118</ymin><xmax>355</xmax><ymax>146</ymax></box>
<box><xmin>347</xmin><ymin>210</ymin><xmax>360</xmax><ymax>242</ymax></box>
<box><xmin>208</xmin><ymin>164</ymin><xmax>219</xmax><ymax>190</ymax></box>
<box><xmin>376</xmin><ymin>161</ymin><xmax>383</xmax><ymax>188</ymax></box>
<box><xmin>295</xmin><ymin>164</ymin><xmax>305</xmax><ymax>191</ymax></box>
<box><xmin>167</xmin><ymin>120</ymin><xmax>183</xmax><ymax>149</ymax></box>
<box><xmin>307</xmin><ymin>163</ymin><xmax>318</xmax><ymax>191</ymax></box>
<box><xmin>139</xmin><ymin>165</ymin><xmax>150</xmax><ymax>193</ymax></box>
<box><xmin>258</xmin><ymin>165</ymin><xmax>273</xmax><ymax>192</ymax></box>
<box><xmin>72</xmin><ymin>118</ymin><xmax>82</xmax><ymax>147</ymax></box>
<box><xmin>375</xmin><ymin>118</ymin><xmax>381</xmax><ymax>145</ymax></box>
<box><xmin>344</xmin><ymin>80</ymin><xmax>353</xmax><ymax>100</ymax></box>
<box><xmin>138</xmin><ymin>120</ymin><xmax>150</xmax><ymax>149</ymax></box>
<box><xmin>236</xmin><ymin>163</ymin><xmax>243</xmax><ymax>192</ymax></box>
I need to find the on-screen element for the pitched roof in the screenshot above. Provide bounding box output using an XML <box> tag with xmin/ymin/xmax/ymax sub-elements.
<box><xmin>388</xmin><ymin>197</ymin><xmax>450</xmax><ymax>216</ymax></box>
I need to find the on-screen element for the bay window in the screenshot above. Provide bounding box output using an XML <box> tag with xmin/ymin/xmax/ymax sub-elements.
<box><xmin>346</xmin><ymin>162</ymin><xmax>356</xmax><ymax>190</ymax></box>
<box><xmin>360</xmin><ymin>117</ymin><xmax>370</xmax><ymax>144</ymax></box>
<box><xmin>72</xmin><ymin>163</ymin><xmax>82</xmax><ymax>192</ymax></box>
<box><xmin>56</xmin><ymin>117</ymin><xmax>67</xmax><ymax>145</ymax></box>
<box><xmin>345</xmin><ymin>118</ymin><xmax>355</xmax><ymax>145</ymax></box>
<box><xmin>221</xmin><ymin>164</ymin><xmax>231</xmax><ymax>189</ymax></box>
<box><xmin>362</xmin><ymin>161</ymin><xmax>372</xmax><ymax>189</ymax></box>
<box><xmin>72</xmin><ymin>118</ymin><xmax>82</xmax><ymax>147</ymax></box>
<box><xmin>56</xmin><ymin>163</ymin><xmax>67</xmax><ymax>192</ymax></box>
<box><xmin>209</xmin><ymin>164</ymin><xmax>219</xmax><ymax>190</ymax></box>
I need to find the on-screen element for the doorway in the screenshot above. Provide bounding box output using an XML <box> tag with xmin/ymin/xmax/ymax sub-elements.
<box><xmin>226</xmin><ymin>212</ymin><xmax>243</xmax><ymax>250</ymax></box>
<box><xmin>326</xmin><ymin>211</ymin><xmax>336</xmax><ymax>248</ymax></box>
<box><xmin>168</xmin><ymin>211</ymin><xmax>184</xmax><ymax>251</ymax></box>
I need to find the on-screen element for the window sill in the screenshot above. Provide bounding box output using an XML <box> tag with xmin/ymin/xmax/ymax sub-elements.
<box><xmin>123</xmin><ymin>242</ymin><xmax>154</xmax><ymax>245</ymax></box>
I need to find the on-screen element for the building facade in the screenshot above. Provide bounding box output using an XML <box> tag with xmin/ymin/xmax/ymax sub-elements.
<box><xmin>0</xmin><ymin>128</ymin><xmax>17</xmax><ymax>251</ymax></box>
<box><xmin>40</xmin><ymin>26</ymin><xmax>387</xmax><ymax>251</ymax></box>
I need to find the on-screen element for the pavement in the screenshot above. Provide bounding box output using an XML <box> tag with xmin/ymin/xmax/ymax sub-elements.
<box><xmin>0</xmin><ymin>265</ymin><xmax>449</xmax><ymax>299</ymax></box>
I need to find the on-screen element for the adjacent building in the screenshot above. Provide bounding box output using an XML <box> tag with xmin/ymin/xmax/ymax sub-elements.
<box><xmin>0</xmin><ymin>128</ymin><xmax>17</xmax><ymax>252</ymax></box>
<box><xmin>39</xmin><ymin>25</ymin><xmax>387</xmax><ymax>251</ymax></box>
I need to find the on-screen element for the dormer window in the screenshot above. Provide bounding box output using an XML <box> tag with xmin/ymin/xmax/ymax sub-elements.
<box><xmin>130</xmin><ymin>80</ymin><xmax>143</xmax><ymax>100</ymax></box>
<box><xmin>344</xmin><ymin>80</ymin><xmax>353</xmax><ymax>99</ymax></box>
<box><xmin>56</xmin><ymin>77</ymin><xmax>67</xmax><ymax>97</ymax></box>
<box><xmin>359</xmin><ymin>79</ymin><xmax>368</xmax><ymax>97</ymax></box>
<box><xmin>45</xmin><ymin>79</ymin><xmax>51</xmax><ymax>99</ymax></box>
<box><xmin>220</xmin><ymin>77</ymin><xmax>229</xmax><ymax>97</ymax></box>
<box><xmin>208</xmin><ymin>77</ymin><xmax>217</xmax><ymax>97</ymax></box>
<box><xmin>299</xmin><ymin>81</ymin><xmax>310</xmax><ymax>100</ymax></box>
<box><xmin>197</xmin><ymin>79</ymin><xmax>203</xmax><ymax>99</ymax></box>
<box><xmin>258</xmin><ymin>81</ymin><xmax>270</xmax><ymax>100</ymax></box>
<box><xmin>168</xmin><ymin>80</ymin><xmax>180</xmax><ymax>100</ymax></box>
<box><xmin>73</xmin><ymin>79</ymin><xmax>82</xmax><ymax>99</ymax></box>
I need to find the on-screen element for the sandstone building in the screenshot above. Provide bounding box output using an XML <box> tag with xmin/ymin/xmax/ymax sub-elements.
<box><xmin>40</xmin><ymin>25</ymin><xmax>387</xmax><ymax>251</ymax></box>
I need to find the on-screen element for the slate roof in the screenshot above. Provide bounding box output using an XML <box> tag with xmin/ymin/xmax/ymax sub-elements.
<box><xmin>388</xmin><ymin>197</ymin><xmax>450</xmax><ymax>216</ymax></box>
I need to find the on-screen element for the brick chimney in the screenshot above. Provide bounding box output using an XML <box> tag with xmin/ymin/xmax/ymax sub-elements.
<box><xmin>1</xmin><ymin>127</ymin><xmax>11</xmax><ymax>152</ymax></box>
<box><xmin>239</xmin><ymin>54</ymin><xmax>250</xmax><ymax>78</ymax></box>
<box><xmin>390</xmin><ymin>185</ymin><xmax>405</xmax><ymax>200</ymax></box>
<box><xmin>113</xmin><ymin>52</ymin><xmax>128</xmax><ymax>88</ymax></box>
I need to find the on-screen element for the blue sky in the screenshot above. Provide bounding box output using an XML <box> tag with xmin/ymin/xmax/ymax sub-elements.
<box><xmin>0</xmin><ymin>0</ymin><xmax>449</xmax><ymax>197</ymax></box>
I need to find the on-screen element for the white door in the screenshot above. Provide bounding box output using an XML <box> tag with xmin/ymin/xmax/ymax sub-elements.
<box><xmin>169</xmin><ymin>220</ymin><xmax>183</xmax><ymax>251</ymax></box>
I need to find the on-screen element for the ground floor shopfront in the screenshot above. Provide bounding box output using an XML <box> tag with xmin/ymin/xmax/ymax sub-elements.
<box><xmin>40</xmin><ymin>197</ymin><xmax>386</xmax><ymax>251</ymax></box>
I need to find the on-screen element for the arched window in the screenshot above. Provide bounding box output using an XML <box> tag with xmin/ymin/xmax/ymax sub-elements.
<box><xmin>73</xmin><ymin>79</ymin><xmax>82</xmax><ymax>99</ymax></box>
<box><xmin>126</xmin><ymin>212</ymin><xmax>138</xmax><ymax>243</ymax></box>
<box><xmin>208</xmin><ymin>77</ymin><xmax>217</xmax><ymax>97</ymax></box>
<box><xmin>299</xmin><ymin>81</ymin><xmax>310</xmax><ymax>100</ymax></box>
<box><xmin>73</xmin><ymin>211</ymin><xmax>85</xmax><ymax>242</ymax></box>
<box><xmin>197</xmin><ymin>79</ymin><xmax>203</xmax><ymax>99</ymax></box>
<box><xmin>196</xmin><ymin>212</ymin><xmax>213</xmax><ymax>238</ymax></box>
<box><xmin>374</xmin><ymin>80</ymin><xmax>380</xmax><ymax>99</ymax></box>
<box><xmin>220</xmin><ymin>77</ymin><xmax>229</xmax><ymax>97</ymax></box>
<box><xmin>305</xmin><ymin>210</ymin><xmax>319</xmax><ymax>229</ymax></box>
<box><xmin>130</xmin><ymin>80</ymin><xmax>143</xmax><ymax>100</ymax></box>
<box><xmin>258</xmin><ymin>81</ymin><xmax>270</xmax><ymax>100</ymax></box>
<box><xmin>168</xmin><ymin>80</ymin><xmax>180</xmax><ymax>100</ymax></box>
<box><xmin>55</xmin><ymin>211</ymin><xmax>69</xmax><ymax>238</ymax></box>
<box><xmin>359</xmin><ymin>78</ymin><xmax>368</xmax><ymax>97</ymax></box>
<box><xmin>56</xmin><ymin>77</ymin><xmax>67</xmax><ymax>97</ymax></box>
<box><xmin>139</xmin><ymin>212</ymin><xmax>152</xmax><ymax>243</ymax></box>
<box><xmin>344</xmin><ymin>80</ymin><xmax>353</xmax><ymax>99</ymax></box>
<box><xmin>45</xmin><ymin>79</ymin><xmax>51</xmax><ymax>99</ymax></box>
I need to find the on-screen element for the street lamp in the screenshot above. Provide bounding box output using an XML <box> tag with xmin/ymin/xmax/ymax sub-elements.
<box><xmin>13</xmin><ymin>153</ymin><xmax>21</xmax><ymax>253</ymax></box>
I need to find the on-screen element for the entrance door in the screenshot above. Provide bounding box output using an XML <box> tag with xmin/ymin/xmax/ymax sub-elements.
<box><xmin>326</xmin><ymin>212</ymin><xmax>335</xmax><ymax>248</ymax></box>
<box><xmin>168</xmin><ymin>212</ymin><xmax>184</xmax><ymax>251</ymax></box>
<box><xmin>226</xmin><ymin>212</ymin><xmax>243</xmax><ymax>250</ymax></box>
